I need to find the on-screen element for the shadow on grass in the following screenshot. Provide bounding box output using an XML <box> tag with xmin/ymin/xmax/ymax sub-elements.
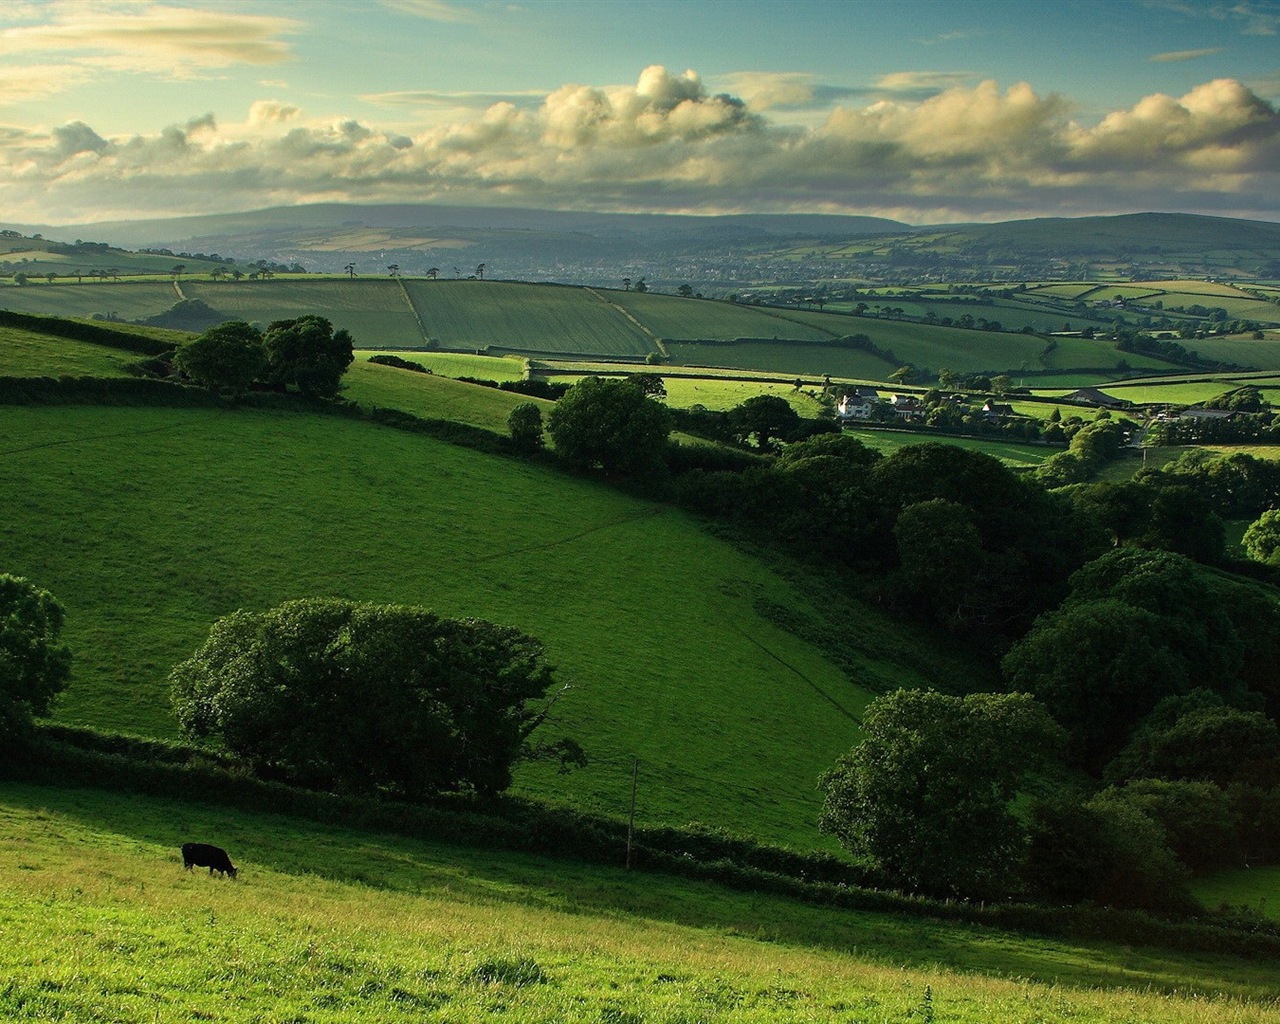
<box><xmin>3</xmin><ymin>779</ymin><xmax>1278</xmax><ymax>1002</ymax></box>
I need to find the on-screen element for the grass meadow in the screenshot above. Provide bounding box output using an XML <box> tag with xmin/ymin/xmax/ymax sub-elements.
<box><xmin>840</xmin><ymin>428</ymin><xmax>1055</xmax><ymax>469</ymax></box>
<box><xmin>0</xmin><ymin>281</ymin><xmax>178</xmax><ymax>320</ymax></box>
<box><xmin>609</xmin><ymin>292</ymin><xmax>834</xmax><ymax>342</ymax></box>
<box><xmin>0</xmin><ymin>403</ymin><xmax>987</xmax><ymax>846</ymax></box>
<box><xmin>402</xmin><ymin>281</ymin><xmax>654</xmax><ymax>357</ymax></box>
<box><xmin>2</xmin><ymin>783</ymin><xmax>1278</xmax><ymax>1024</ymax></box>
<box><xmin>356</xmin><ymin>350</ymin><xmax>529</xmax><ymax>381</ymax></box>
<box><xmin>0</xmin><ymin>327</ymin><xmax>139</xmax><ymax>377</ymax></box>
<box><xmin>341</xmin><ymin>360</ymin><xmax>549</xmax><ymax>433</ymax></box>
<box><xmin>181</xmin><ymin>280</ymin><xmax>425</xmax><ymax>348</ymax></box>
<box><xmin>665</xmin><ymin>340</ymin><xmax>894</xmax><ymax>379</ymax></box>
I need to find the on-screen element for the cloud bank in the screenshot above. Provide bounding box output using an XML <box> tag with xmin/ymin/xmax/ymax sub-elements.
<box><xmin>3</xmin><ymin>65</ymin><xmax>1279</xmax><ymax>224</ymax></box>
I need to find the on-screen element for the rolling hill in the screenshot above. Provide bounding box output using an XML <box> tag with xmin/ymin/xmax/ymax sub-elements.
<box><xmin>7</xmin><ymin>204</ymin><xmax>1279</xmax><ymax>284</ymax></box>
<box><xmin>5</xmin><ymin>782</ymin><xmax>1276</xmax><ymax>1023</ymax></box>
<box><xmin>0</xmin><ymin>361</ymin><xmax>983</xmax><ymax>847</ymax></box>
<box><xmin>2</xmin><ymin>275</ymin><xmax>1205</xmax><ymax>378</ymax></box>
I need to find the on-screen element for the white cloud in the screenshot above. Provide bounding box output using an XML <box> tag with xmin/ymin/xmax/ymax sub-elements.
<box><xmin>0</xmin><ymin>3</ymin><xmax>300</xmax><ymax>72</ymax></box>
<box><xmin>378</xmin><ymin>0</ymin><xmax>479</xmax><ymax>23</ymax></box>
<box><xmin>1150</xmin><ymin>47</ymin><xmax>1225</xmax><ymax>61</ymax></box>
<box><xmin>1</xmin><ymin>68</ymin><xmax>1278</xmax><ymax>224</ymax></box>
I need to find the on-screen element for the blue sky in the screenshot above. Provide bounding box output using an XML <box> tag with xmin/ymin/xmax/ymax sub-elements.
<box><xmin>1</xmin><ymin>0</ymin><xmax>1278</xmax><ymax>224</ymax></box>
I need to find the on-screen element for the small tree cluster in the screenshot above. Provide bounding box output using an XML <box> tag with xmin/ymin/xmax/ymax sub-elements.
<box><xmin>171</xmin><ymin>598</ymin><xmax>570</xmax><ymax>797</ymax></box>
<box><xmin>174</xmin><ymin>316</ymin><xmax>354</xmax><ymax>399</ymax></box>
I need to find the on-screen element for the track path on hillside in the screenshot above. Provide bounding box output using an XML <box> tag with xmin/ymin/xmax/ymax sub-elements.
<box><xmin>0</xmin><ymin>421</ymin><xmax>193</xmax><ymax>458</ymax></box>
<box><xmin>722</xmin><ymin>612</ymin><xmax>863</xmax><ymax>726</ymax></box>
<box><xmin>469</xmin><ymin>506</ymin><xmax>666</xmax><ymax>564</ymax></box>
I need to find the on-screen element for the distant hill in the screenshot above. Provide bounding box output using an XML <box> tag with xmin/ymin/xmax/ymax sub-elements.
<box><xmin>4</xmin><ymin>205</ymin><xmax>1279</xmax><ymax>286</ymax></box>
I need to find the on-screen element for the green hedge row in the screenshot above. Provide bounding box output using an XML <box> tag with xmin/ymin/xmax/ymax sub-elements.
<box><xmin>14</xmin><ymin>730</ymin><xmax>1280</xmax><ymax>960</ymax></box>
<box><xmin>0</xmin><ymin>309</ymin><xmax>175</xmax><ymax>356</ymax></box>
<box><xmin>0</xmin><ymin>375</ymin><xmax>223</xmax><ymax>406</ymax></box>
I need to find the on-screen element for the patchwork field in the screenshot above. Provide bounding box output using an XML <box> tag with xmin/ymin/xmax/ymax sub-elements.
<box><xmin>3</xmin><ymin>784</ymin><xmax>1275</xmax><ymax>1023</ymax></box>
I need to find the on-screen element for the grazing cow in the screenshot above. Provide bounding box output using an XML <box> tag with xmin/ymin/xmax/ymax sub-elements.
<box><xmin>181</xmin><ymin>842</ymin><xmax>238</xmax><ymax>879</ymax></box>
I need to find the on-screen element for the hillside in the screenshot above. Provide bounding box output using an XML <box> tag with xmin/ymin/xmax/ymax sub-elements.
<box><xmin>0</xmin><ymin>395</ymin><xmax>984</xmax><ymax>847</ymax></box>
<box><xmin>5</xmin><ymin>783</ymin><xmax>1276</xmax><ymax>1023</ymax></box>
<box><xmin>3</xmin><ymin>276</ymin><xmax>1204</xmax><ymax>378</ymax></box>
<box><xmin>6</xmin><ymin>204</ymin><xmax>1278</xmax><ymax>284</ymax></box>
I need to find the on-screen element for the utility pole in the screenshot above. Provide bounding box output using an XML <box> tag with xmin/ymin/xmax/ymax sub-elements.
<box><xmin>626</xmin><ymin>757</ymin><xmax>639</xmax><ymax>870</ymax></box>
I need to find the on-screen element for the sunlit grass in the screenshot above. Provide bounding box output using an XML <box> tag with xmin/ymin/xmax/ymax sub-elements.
<box><xmin>0</xmin><ymin>403</ymin><xmax>986</xmax><ymax>846</ymax></box>
<box><xmin>3</xmin><ymin>783</ymin><xmax>1278</xmax><ymax>1023</ymax></box>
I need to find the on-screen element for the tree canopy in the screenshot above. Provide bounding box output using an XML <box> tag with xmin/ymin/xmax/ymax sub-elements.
<box><xmin>547</xmin><ymin>376</ymin><xmax>672</xmax><ymax>477</ymax></box>
<box><xmin>171</xmin><ymin>598</ymin><xmax>565</xmax><ymax>797</ymax></box>
<box><xmin>0</xmin><ymin>574</ymin><xmax>71</xmax><ymax>717</ymax></box>
<box><xmin>263</xmin><ymin>316</ymin><xmax>354</xmax><ymax>399</ymax></box>
<box><xmin>174</xmin><ymin>320</ymin><xmax>267</xmax><ymax>395</ymax></box>
<box><xmin>818</xmin><ymin>689</ymin><xmax>1064</xmax><ymax>899</ymax></box>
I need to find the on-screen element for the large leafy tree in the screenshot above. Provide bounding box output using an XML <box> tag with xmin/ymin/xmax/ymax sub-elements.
<box><xmin>0</xmin><ymin>574</ymin><xmax>71</xmax><ymax>717</ymax></box>
<box><xmin>728</xmin><ymin>394</ymin><xmax>800</xmax><ymax>450</ymax></box>
<box><xmin>818</xmin><ymin>689</ymin><xmax>1064</xmax><ymax>899</ymax></box>
<box><xmin>547</xmin><ymin>376</ymin><xmax>671</xmax><ymax>476</ymax></box>
<box><xmin>171</xmin><ymin>599</ymin><xmax>564</xmax><ymax>797</ymax></box>
<box><xmin>263</xmin><ymin>315</ymin><xmax>354</xmax><ymax>398</ymax></box>
<box><xmin>173</xmin><ymin>320</ymin><xmax>267</xmax><ymax>395</ymax></box>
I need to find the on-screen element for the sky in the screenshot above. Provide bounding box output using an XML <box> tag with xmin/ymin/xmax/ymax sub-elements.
<box><xmin>1</xmin><ymin>0</ymin><xmax>1279</xmax><ymax>226</ymax></box>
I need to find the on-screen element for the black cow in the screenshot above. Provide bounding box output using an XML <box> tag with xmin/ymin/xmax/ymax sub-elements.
<box><xmin>181</xmin><ymin>842</ymin><xmax>238</xmax><ymax>879</ymax></box>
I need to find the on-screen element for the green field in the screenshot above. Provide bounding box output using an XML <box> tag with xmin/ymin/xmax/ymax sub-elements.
<box><xmin>1178</xmin><ymin>337</ymin><xmax>1280</xmax><ymax>370</ymax></box>
<box><xmin>0</xmin><ymin>402</ymin><xmax>989</xmax><ymax>846</ymax></box>
<box><xmin>660</xmin><ymin>377</ymin><xmax>825</xmax><ymax>414</ymax></box>
<box><xmin>2</xmin><ymin>277</ymin><xmax>1205</xmax><ymax>381</ymax></box>
<box><xmin>609</xmin><ymin>291</ymin><xmax>833</xmax><ymax>341</ymax></box>
<box><xmin>0</xmin><ymin>280</ymin><xmax>179</xmax><ymax>320</ymax></box>
<box><xmin>3</xmin><ymin>784</ymin><xmax>1275</xmax><ymax>1024</ymax></box>
<box><xmin>1194</xmin><ymin>865</ymin><xmax>1280</xmax><ymax>921</ymax></box>
<box><xmin>343</xmin><ymin>360</ymin><xmax>551</xmax><ymax>433</ymax></box>
<box><xmin>666</xmin><ymin>339</ymin><xmax>896</xmax><ymax>378</ymax></box>
<box><xmin>181</xmin><ymin>279</ymin><xmax>424</xmax><ymax>347</ymax></box>
<box><xmin>358</xmin><ymin>350</ymin><xmax>529</xmax><ymax>381</ymax></box>
<box><xmin>404</xmin><ymin>281</ymin><xmax>655</xmax><ymax>357</ymax></box>
<box><xmin>0</xmin><ymin>326</ymin><xmax>140</xmax><ymax>377</ymax></box>
<box><xmin>841</xmin><ymin>427</ymin><xmax>1055</xmax><ymax>468</ymax></box>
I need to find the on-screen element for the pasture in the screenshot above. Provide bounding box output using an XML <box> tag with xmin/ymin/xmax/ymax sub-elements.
<box><xmin>181</xmin><ymin>279</ymin><xmax>424</xmax><ymax>348</ymax></box>
<box><xmin>665</xmin><ymin>339</ymin><xmax>894</xmax><ymax>379</ymax></box>
<box><xmin>356</xmin><ymin>349</ymin><xmax>528</xmax><ymax>381</ymax></box>
<box><xmin>0</xmin><ymin>402</ymin><xmax>987</xmax><ymax>845</ymax></box>
<box><xmin>403</xmin><ymin>280</ymin><xmax>654</xmax><ymax>357</ymax></box>
<box><xmin>342</xmin><ymin>360</ymin><xmax>550</xmax><ymax>433</ymax></box>
<box><xmin>609</xmin><ymin>291</ymin><xmax>834</xmax><ymax>342</ymax></box>
<box><xmin>0</xmin><ymin>326</ymin><xmax>138</xmax><ymax>377</ymax></box>
<box><xmin>0</xmin><ymin>280</ymin><xmax>178</xmax><ymax>321</ymax></box>
<box><xmin>2</xmin><ymin>783</ymin><xmax>1277</xmax><ymax>1023</ymax></box>
<box><xmin>840</xmin><ymin>427</ymin><xmax>1055</xmax><ymax>469</ymax></box>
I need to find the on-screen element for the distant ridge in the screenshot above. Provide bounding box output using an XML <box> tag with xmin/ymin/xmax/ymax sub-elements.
<box><xmin>2</xmin><ymin>203</ymin><xmax>911</xmax><ymax>248</ymax></box>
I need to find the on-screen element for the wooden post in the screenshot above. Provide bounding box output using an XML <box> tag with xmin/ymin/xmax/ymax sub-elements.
<box><xmin>626</xmin><ymin>757</ymin><xmax>638</xmax><ymax>870</ymax></box>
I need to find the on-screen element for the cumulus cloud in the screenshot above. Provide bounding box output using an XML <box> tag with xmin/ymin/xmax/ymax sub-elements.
<box><xmin>248</xmin><ymin>100</ymin><xmax>301</xmax><ymax>125</ymax></box>
<box><xmin>2</xmin><ymin>67</ymin><xmax>1278</xmax><ymax>224</ymax></box>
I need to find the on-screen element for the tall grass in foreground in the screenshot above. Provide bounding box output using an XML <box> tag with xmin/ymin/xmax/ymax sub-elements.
<box><xmin>2</xmin><ymin>783</ymin><xmax>1278</xmax><ymax>1023</ymax></box>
